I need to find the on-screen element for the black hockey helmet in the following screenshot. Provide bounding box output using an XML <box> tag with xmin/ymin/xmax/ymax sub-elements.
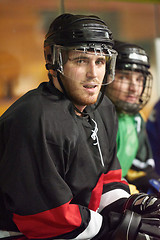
<box><xmin>44</xmin><ymin>13</ymin><xmax>114</xmax><ymax>48</ymax></box>
<box><xmin>44</xmin><ymin>13</ymin><xmax>117</xmax><ymax>85</ymax></box>
<box><xmin>105</xmin><ymin>40</ymin><xmax>153</xmax><ymax>114</ymax></box>
<box><xmin>114</xmin><ymin>40</ymin><xmax>150</xmax><ymax>73</ymax></box>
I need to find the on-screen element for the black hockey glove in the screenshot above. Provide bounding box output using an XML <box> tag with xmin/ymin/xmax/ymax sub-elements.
<box><xmin>92</xmin><ymin>209</ymin><xmax>160</xmax><ymax>240</ymax></box>
<box><xmin>123</xmin><ymin>193</ymin><xmax>160</xmax><ymax>219</ymax></box>
<box><xmin>109</xmin><ymin>210</ymin><xmax>160</xmax><ymax>240</ymax></box>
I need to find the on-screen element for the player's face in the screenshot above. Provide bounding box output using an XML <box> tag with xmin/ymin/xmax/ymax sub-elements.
<box><xmin>61</xmin><ymin>50</ymin><xmax>106</xmax><ymax>112</ymax></box>
<box><xmin>110</xmin><ymin>70</ymin><xmax>144</xmax><ymax>104</ymax></box>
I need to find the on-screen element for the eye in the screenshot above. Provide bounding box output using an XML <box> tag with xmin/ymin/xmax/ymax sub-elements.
<box><xmin>95</xmin><ymin>58</ymin><xmax>106</xmax><ymax>65</ymax></box>
<box><xmin>76</xmin><ymin>59</ymin><xmax>87</xmax><ymax>64</ymax></box>
<box><xmin>137</xmin><ymin>76</ymin><xmax>144</xmax><ymax>84</ymax></box>
<box><xmin>119</xmin><ymin>75</ymin><xmax>128</xmax><ymax>81</ymax></box>
<box><xmin>71</xmin><ymin>57</ymin><xmax>89</xmax><ymax>66</ymax></box>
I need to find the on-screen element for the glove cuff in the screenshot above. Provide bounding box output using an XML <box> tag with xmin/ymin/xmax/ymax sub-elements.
<box><xmin>123</xmin><ymin>193</ymin><xmax>148</xmax><ymax>212</ymax></box>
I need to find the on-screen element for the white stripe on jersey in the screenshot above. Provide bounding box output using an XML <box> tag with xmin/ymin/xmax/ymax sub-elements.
<box><xmin>0</xmin><ymin>231</ymin><xmax>23</xmax><ymax>238</ymax></box>
<box><xmin>98</xmin><ymin>189</ymin><xmax>130</xmax><ymax>213</ymax></box>
<box><xmin>75</xmin><ymin>210</ymin><xmax>103</xmax><ymax>239</ymax></box>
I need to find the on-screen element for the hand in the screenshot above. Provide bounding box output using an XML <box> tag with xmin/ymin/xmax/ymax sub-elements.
<box><xmin>123</xmin><ymin>193</ymin><xmax>160</xmax><ymax>218</ymax></box>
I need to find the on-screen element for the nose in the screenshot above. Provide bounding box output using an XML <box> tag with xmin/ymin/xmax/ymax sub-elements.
<box><xmin>129</xmin><ymin>76</ymin><xmax>138</xmax><ymax>92</ymax></box>
<box><xmin>86</xmin><ymin>62</ymin><xmax>97</xmax><ymax>79</ymax></box>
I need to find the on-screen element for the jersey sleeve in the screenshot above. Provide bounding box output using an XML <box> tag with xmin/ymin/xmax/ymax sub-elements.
<box><xmin>98</xmin><ymin>158</ymin><xmax>130</xmax><ymax>215</ymax></box>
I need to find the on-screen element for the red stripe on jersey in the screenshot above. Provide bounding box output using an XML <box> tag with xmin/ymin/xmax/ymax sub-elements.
<box><xmin>103</xmin><ymin>169</ymin><xmax>128</xmax><ymax>185</ymax></box>
<box><xmin>88</xmin><ymin>174</ymin><xmax>104</xmax><ymax>211</ymax></box>
<box><xmin>121</xmin><ymin>179</ymin><xmax>128</xmax><ymax>185</ymax></box>
<box><xmin>13</xmin><ymin>201</ymin><xmax>81</xmax><ymax>239</ymax></box>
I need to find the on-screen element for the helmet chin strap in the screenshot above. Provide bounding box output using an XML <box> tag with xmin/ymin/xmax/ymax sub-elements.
<box><xmin>57</xmin><ymin>71</ymin><xmax>69</xmax><ymax>99</ymax></box>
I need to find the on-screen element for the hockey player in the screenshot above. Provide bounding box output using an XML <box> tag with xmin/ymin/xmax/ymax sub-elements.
<box><xmin>0</xmin><ymin>14</ymin><xmax>159</xmax><ymax>240</ymax></box>
<box><xmin>105</xmin><ymin>40</ymin><xmax>160</xmax><ymax>193</ymax></box>
<box><xmin>146</xmin><ymin>99</ymin><xmax>160</xmax><ymax>176</ymax></box>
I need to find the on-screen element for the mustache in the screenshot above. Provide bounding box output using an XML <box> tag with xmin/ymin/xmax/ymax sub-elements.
<box><xmin>81</xmin><ymin>78</ymin><xmax>101</xmax><ymax>85</ymax></box>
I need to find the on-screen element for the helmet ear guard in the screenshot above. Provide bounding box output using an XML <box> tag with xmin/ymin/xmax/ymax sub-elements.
<box><xmin>44</xmin><ymin>45</ymin><xmax>59</xmax><ymax>71</ymax></box>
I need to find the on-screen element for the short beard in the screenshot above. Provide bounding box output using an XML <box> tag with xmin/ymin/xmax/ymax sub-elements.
<box><xmin>69</xmin><ymin>92</ymin><xmax>99</xmax><ymax>107</ymax></box>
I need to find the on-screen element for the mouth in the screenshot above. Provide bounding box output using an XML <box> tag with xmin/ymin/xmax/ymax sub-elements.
<box><xmin>126</xmin><ymin>95</ymin><xmax>138</xmax><ymax>103</ymax></box>
<box><xmin>84</xmin><ymin>85</ymin><xmax>97</xmax><ymax>89</ymax></box>
<box><xmin>83</xmin><ymin>83</ymin><xmax>98</xmax><ymax>89</ymax></box>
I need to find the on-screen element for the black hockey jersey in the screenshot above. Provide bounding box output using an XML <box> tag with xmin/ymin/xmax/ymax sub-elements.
<box><xmin>0</xmin><ymin>81</ymin><xmax>130</xmax><ymax>239</ymax></box>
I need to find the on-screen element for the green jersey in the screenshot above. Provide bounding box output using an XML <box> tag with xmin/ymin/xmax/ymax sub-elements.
<box><xmin>116</xmin><ymin>112</ymin><xmax>159</xmax><ymax>192</ymax></box>
<box><xmin>116</xmin><ymin>114</ymin><xmax>138</xmax><ymax>177</ymax></box>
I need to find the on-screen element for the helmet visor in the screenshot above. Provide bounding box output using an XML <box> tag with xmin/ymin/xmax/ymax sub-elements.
<box><xmin>52</xmin><ymin>45</ymin><xmax>117</xmax><ymax>86</ymax></box>
<box><xmin>106</xmin><ymin>69</ymin><xmax>153</xmax><ymax>114</ymax></box>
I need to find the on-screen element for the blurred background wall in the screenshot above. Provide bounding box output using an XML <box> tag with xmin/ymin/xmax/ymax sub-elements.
<box><xmin>0</xmin><ymin>0</ymin><xmax>160</xmax><ymax>118</ymax></box>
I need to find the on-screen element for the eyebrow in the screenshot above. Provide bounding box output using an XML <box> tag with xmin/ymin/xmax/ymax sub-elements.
<box><xmin>69</xmin><ymin>56</ymin><xmax>89</xmax><ymax>61</ymax></box>
<box><xmin>69</xmin><ymin>55</ymin><xmax>106</xmax><ymax>61</ymax></box>
<box><xmin>117</xmin><ymin>72</ymin><xmax>143</xmax><ymax>77</ymax></box>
